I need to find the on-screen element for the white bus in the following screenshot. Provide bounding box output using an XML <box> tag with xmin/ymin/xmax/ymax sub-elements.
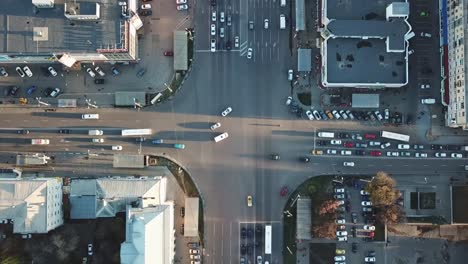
<box><xmin>265</xmin><ymin>225</ymin><xmax>272</xmax><ymax>255</ymax></box>
<box><xmin>121</xmin><ymin>129</ymin><xmax>153</xmax><ymax>136</ymax></box>
<box><xmin>381</xmin><ymin>131</ymin><xmax>410</xmax><ymax>142</ymax></box>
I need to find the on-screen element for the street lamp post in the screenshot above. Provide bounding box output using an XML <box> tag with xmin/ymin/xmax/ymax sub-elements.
<box><xmin>164</xmin><ymin>83</ymin><xmax>173</xmax><ymax>93</ymax></box>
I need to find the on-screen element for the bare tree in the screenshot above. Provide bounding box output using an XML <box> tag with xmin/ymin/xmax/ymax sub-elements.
<box><xmin>367</xmin><ymin>171</ymin><xmax>400</xmax><ymax>206</ymax></box>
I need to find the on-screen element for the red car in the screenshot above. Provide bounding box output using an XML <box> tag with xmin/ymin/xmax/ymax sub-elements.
<box><xmin>365</xmin><ymin>133</ymin><xmax>377</xmax><ymax>139</ymax></box>
<box><xmin>163</xmin><ymin>51</ymin><xmax>174</xmax><ymax>56</ymax></box>
<box><xmin>344</xmin><ymin>142</ymin><xmax>354</xmax><ymax>148</ymax></box>
<box><xmin>370</xmin><ymin>151</ymin><xmax>382</xmax><ymax>156</ymax></box>
<box><xmin>280</xmin><ymin>186</ymin><xmax>289</xmax><ymax>197</ymax></box>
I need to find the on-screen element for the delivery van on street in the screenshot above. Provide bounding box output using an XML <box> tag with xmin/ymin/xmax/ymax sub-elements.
<box><xmin>280</xmin><ymin>14</ymin><xmax>286</xmax><ymax>29</ymax></box>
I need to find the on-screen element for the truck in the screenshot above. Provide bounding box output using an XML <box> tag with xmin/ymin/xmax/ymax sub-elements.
<box><xmin>121</xmin><ymin>129</ymin><xmax>152</xmax><ymax>136</ymax></box>
<box><xmin>280</xmin><ymin>14</ymin><xmax>286</xmax><ymax>29</ymax></box>
<box><xmin>88</xmin><ymin>130</ymin><xmax>103</xmax><ymax>136</ymax></box>
<box><xmin>16</xmin><ymin>154</ymin><xmax>50</xmax><ymax>166</ymax></box>
<box><xmin>317</xmin><ymin>132</ymin><xmax>334</xmax><ymax>138</ymax></box>
<box><xmin>31</xmin><ymin>139</ymin><xmax>49</xmax><ymax>145</ymax></box>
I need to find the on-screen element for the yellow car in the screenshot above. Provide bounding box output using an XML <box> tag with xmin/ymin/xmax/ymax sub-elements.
<box><xmin>311</xmin><ymin>150</ymin><xmax>323</xmax><ymax>155</ymax></box>
<box><xmin>247</xmin><ymin>195</ymin><xmax>253</xmax><ymax>207</ymax></box>
<box><xmin>335</xmin><ymin>248</ymin><xmax>345</xmax><ymax>255</ymax></box>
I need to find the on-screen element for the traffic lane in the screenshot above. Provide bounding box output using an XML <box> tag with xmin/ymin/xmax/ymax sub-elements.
<box><xmin>309</xmin><ymin>155</ymin><xmax>468</xmax><ymax>174</ymax></box>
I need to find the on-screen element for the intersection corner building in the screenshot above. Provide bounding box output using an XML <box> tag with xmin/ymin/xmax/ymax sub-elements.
<box><xmin>319</xmin><ymin>0</ymin><xmax>412</xmax><ymax>89</ymax></box>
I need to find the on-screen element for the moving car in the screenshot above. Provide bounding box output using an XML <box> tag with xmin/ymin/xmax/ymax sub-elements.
<box><xmin>387</xmin><ymin>151</ymin><xmax>399</xmax><ymax>157</ymax></box>
<box><xmin>361</xmin><ymin>201</ymin><xmax>372</xmax><ymax>206</ymax></box>
<box><xmin>264</xmin><ymin>19</ymin><xmax>269</xmax><ymax>29</ymax></box>
<box><xmin>334</xmin><ymin>193</ymin><xmax>345</xmax><ymax>199</ymax></box>
<box><xmin>141</xmin><ymin>4</ymin><xmax>152</xmax><ymax>9</ymax></box>
<box><xmin>163</xmin><ymin>50</ymin><xmax>174</xmax><ymax>56</ymax></box>
<box><xmin>221</xmin><ymin>107</ymin><xmax>232</xmax><ymax>116</ymax></box>
<box><xmin>334</xmin><ymin>256</ymin><xmax>346</xmax><ymax>261</ymax></box>
<box><xmin>335</xmin><ymin>249</ymin><xmax>346</xmax><ymax>255</ymax></box>
<box><xmin>111</xmin><ymin>67</ymin><xmax>120</xmax><ymax>75</ymax></box>
<box><xmin>288</xmin><ymin>69</ymin><xmax>293</xmax><ymax>81</ymax></box>
<box><xmin>220</xmin><ymin>11</ymin><xmax>225</xmax><ymax>22</ymax></box>
<box><xmin>334</xmin><ymin>188</ymin><xmax>345</xmax><ymax>193</ymax></box>
<box><xmin>398</xmin><ymin>144</ymin><xmax>410</xmax><ymax>149</ymax></box>
<box><xmin>235</xmin><ymin>36</ymin><xmax>240</xmax><ymax>48</ymax></box>
<box><xmin>212</xmin><ymin>11</ymin><xmax>217</xmax><ymax>21</ymax></box>
<box><xmin>285</xmin><ymin>96</ymin><xmax>292</xmax><ymax>105</ymax></box>
<box><xmin>363</xmin><ymin>225</ymin><xmax>375</xmax><ymax>230</ymax></box>
<box><xmin>336</xmin><ymin>231</ymin><xmax>348</xmax><ymax>236</ymax></box>
<box><xmin>435</xmin><ymin>152</ymin><xmax>447</xmax><ymax>158</ymax></box>
<box><xmin>370</xmin><ymin>151</ymin><xmax>381</xmax><ymax>156</ymax></box>
<box><xmin>88</xmin><ymin>244</ymin><xmax>93</xmax><ymax>256</ymax></box>
<box><xmin>211</xmin><ymin>24</ymin><xmax>216</xmax><ymax>35</ymax></box>
<box><xmin>415</xmin><ymin>153</ymin><xmax>428</xmax><ymax>158</ymax></box>
<box><xmin>176</xmin><ymin>0</ymin><xmax>187</xmax><ymax>3</ymax></box>
<box><xmin>211</xmin><ymin>122</ymin><xmax>221</xmax><ymax>130</ymax></box>
<box><xmin>343</xmin><ymin>162</ymin><xmax>355</xmax><ymax>167</ymax></box>
<box><xmin>270</xmin><ymin>154</ymin><xmax>280</xmax><ymax>160</ymax></box>
<box><xmin>381</xmin><ymin>142</ymin><xmax>391</xmax><ymax>149</ymax></box>
<box><xmin>152</xmin><ymin>139</ymin><xmax>164</xmax><ymax>144</ymax></box>
<box><xmin>92</xmin><ymin>138</ymin><xmax>104</xmax><ymax>143</ymax></box>
<box><xmin>340</xmin><ymin>150</ymin><xmax>352</xmax><ymax>155</ymax></box>
<box><xmin>365</xmin><ymin>256</ymin><xmax>376</xmax><ymax>262</ymax></box>
<box><xmin>451</xmin><ymin>153</ymin><xmax>463</xmax><ymax>158</ymax></box>
<box><xmin>112</xmin><ymin>145</ymin><xmax>123</xmax><ymax>151</ymax></box>
<box><xmin>174</xmin><ymin>143</ymin><xmax>185</xmax><ymax>149</ymax></box>
<box><xmin>214</xmin><ymin>132</ymin><xmax>229</xmax><ymax>142</ymax></box>
<box><xmin>420</xmin><ymin>32</ymin><xmax>431</xmax><ymax>38</ymax></box>
<box><xmin>337</xmin><ymin>236</ymin><xmax>347</xmax><ymax>241</ymax></box>
<box><xmin>249</xmin><ymin>21</ymin><xmax>254</xmax><ymax>30</ymax></box>
<box><xmin>331</xmin><ymin>140</ymin><xmax>342</xmax><ymax>145</ymax></box>
<box><xmin>219</xmin><ymin>27</ymin><xmax>225</xmax><ymax>38</ymax></box>
<box><xmin>247</xmin><ymin>48</ymin><xmax>253</xmax><ymax>59</ymax></box>
<box><xmin>247</xmin><ymin>195</ymin><xmax>253</xmax><ymax>207</ymax></box>
<box><xmin>48</xmin><ymin>66</ymin><xmax>57</xmax><ymax>76</ymax></box>
<box><xmin>327</xmin><ymin>149</ymin><xmax>337</xmax><ymax>155</ymax></box>
<box><xmin>336</xmin><ymin>218</ymin><xmax>345</xmax><ymax>224</ymax></box>
<box><xmin>211</xmin><ymin>39</ymin><xmax>216</xmax><ymax>52</ymax></box>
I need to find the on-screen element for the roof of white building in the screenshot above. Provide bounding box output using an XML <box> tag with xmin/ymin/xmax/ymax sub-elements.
<box><xmin>120</xmin><ymin>203</ymin><xmax>175</xmax><ymax>264</ymax></box>
<box><xmin>70</xmin><ymin>177</ymin><xmax>166</xmax><ymax>219</ymax></box>
<box><xmin>0</xmin><ymin>178</ymin><xmax>63</xmax><ymax>234</ymax></box>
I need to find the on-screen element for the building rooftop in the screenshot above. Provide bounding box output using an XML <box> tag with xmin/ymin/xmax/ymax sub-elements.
<box><xmin>0</xmin><ymin>0</ymin><xmax>121</xmax><ymax>54</ymax></box>
<box><xmin>322</xmin><ymin>0</ymin><xmax>410</xmax><ymax>87</ymax></box>
<box><xmin>325</xmin><ymin>38</ymin><xmax>406</xmax><ymax>84</ymax></box>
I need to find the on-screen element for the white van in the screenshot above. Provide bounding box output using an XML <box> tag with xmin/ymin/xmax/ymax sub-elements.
<box><xmin>82</xmin><ymin>114</ymin><xmax>99</xmax><ymax>119</ymax></box>
<box><xmin>89</xmin><ymin>130</ymin><xmax>103</xmax><ymax>136</ymax></box>
<box><xmin>280</xmin><ymin>15</ymin><xmax>286</xmax><ymax>29</ymax></box>
<box><xmin>280</xmin><ymin>0</ymin><xmax>286</xmax><ymax>7</ymax></box>
<box><xmin>151</xmin><ymin>92</ymin><xmax>163</xmax><ymax>105</ymax></box>
<box><xmin>214</xmin><ymin>132</ymin><xmax>229</xmax><ymax>142</ymax></box>
<box><xmin>421</xmin><ymin>98</ymin><xmax>436</xmax><ymax>104</ymax></box>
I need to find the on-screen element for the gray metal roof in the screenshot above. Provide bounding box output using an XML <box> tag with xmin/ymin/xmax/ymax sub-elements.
<box><xmin>325</xmin><ymin>38</ymin><xmax>406</xmax><ymax>84</ymax></box>
<box><xmin>174</xmin><ymin>31</ymin><xmax>188</xmax><ymax>71</ymax></box>
<box><xmin>115</xmin><ymin>92</ymin><xmax>146</xmax><ymax>107</ymax></box>
<box><xmin>70</xmin><ymin>195</ymin><xmax>97</xmax><ymax>219</ymax></box>
<box><xmin>390</xmin><ymin>2</ymin><xmax>410</xmax><ymax>16</ymax></box>
<box><xmin>327</xmin><ymin>19</ymin><xmax>408</xmax><ymax>51</ymax></box>
<box><xmin>296</xmin><ymin>198</ymin><xmax>311</xmax><ymax>240</ymax></box>
<box><xmin>295</xmin><ymin>0</ymin><xmax>305</xmax><ymax>31</ymax></box>
<box><xmin>352</xmin><ymin>93</ymin><xmax>380</xmax><ymax>108</ymax></box>
<box><xmin>113</xmin><ymin>154</ymin><xmax>146</xmax><ymax>168</ymax></box>
<box><xmin>298</xmin><ymin>49</ymin><xmax>312</xmax><ymax>72</ymax></box>
<box><xmin>184</xmin><ymin>197</ymin><xmax>199</xmax><ymax>237</ymax></box>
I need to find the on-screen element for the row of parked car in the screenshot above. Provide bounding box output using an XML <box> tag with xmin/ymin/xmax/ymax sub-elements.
<box><xmin>285</xmin><ymin>97</ymin><xmax>394</xmax><ymax>123</ymax></box>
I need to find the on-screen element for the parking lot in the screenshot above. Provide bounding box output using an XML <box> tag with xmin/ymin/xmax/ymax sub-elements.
<box><xmin>332</xmin><ymin>178</ymin><xmax>382</xmax><ymax>263</ymax></box>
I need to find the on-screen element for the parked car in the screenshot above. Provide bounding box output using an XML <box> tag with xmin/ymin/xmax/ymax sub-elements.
<box><xmin>0</xmin><ymin>67</ymin><xmax>8</xmax><ymax>77</ymax></box>
<box><xmin>312</xmin><ymin>110</ymin><xmax>321</xmax><ymax>120</ymax></box>
<box><xmin>381</xmin><ymin>142</ymin><xmax>391</xmax><ymax>149</ymax></box>
<box><xmin>285</xmin><ymin>96</ymin><xmax>292</xmax><ymax>105</ymax></box>
<box><xmin>86</xmin><ymin>68</ymin><xmax>96</xmax><ymax>78</ymax></box>
<box><xmin>27</xmin><ymin>85</ymin><xmax>37</xmax><ymax>95</ymax></box>
<box><xmin>361</xmin><ymin>201</ymin><xmax>372</xmax><ymax>206</ymax></box>
<box><xmin>87</xmin><ymin>244</ymin><xmax>93</xmax><ymax>256</ymax></box>
<box><xmin>451</xmin><ymin>153</ymin><xmax>463</xmax><ymax>158</ymax></box>
<box><xmin>336</xmin><ymin>231</ymin><xmax>348</xmax><ymax>236</ymax></box>
<box><xmin>370</xmin><ymin>150</ymin><xmax>381</xmax><ymax>156</ymax></box>
<box><xmin>247</xmin><ymin>48</ymin><xmax>253</xmax><ymax>59</ymax></box>
<box><xmin>174</xmin><ymin>143</ymin><xmax>185</xmax><ymax>149</ymax></box>
<box><xmin>94</xmin><ymin>67</ymin><xmax>105</xmax><ymax>76</ymax></box>
<box><xmin>8</xmin><ymin>86</ymin><xmax>19</xmax><ymax>96</ymax></box>
<box><xmin>331</xmin><ymin>140</ymin><xmax>342</xmax><ymax>145</ymax></box>
<box><xmin>363</xmin><ymin>225</ymin><xmax>375</xmax><ymax>230</ymax></box>
<box><xmin>23</xmin><ymin>66</ymin><xmax>33</xmax><ymax>77</ymax></box>
<box><xmin>343</xmin><ymin>162</ymin><xmax>355</xmax><ymax>167</ymax></box>
<box><xmin>398</xmin><ymin>144</ymin><xmax>410</xmax><ymax>149</ymax></box>
<box><xmin>305</xmin><ymin>110</ymin><xmax>314</xmax><ymax>120</ymax></box>
<box><xmin>335</xmin><ymin>188</ymin><xmax>345</xmax><ymax>193</ymax></box>
<box><xmin>435</xmin><ymin>152</ymin><xmax>447</xmax><ymax>158</ymax></box>
<box><xmin>415</xmin><ymin>153</ymin><xmax>428</xmax><ymax>158</ymax></box>
<box><xmin>332</xmin><ymin>110</ymin><xmax>341</xmax><ymax>119</ymax></box>
<box><xmin>16</xmin><ymin>67</ymin><xmax>25</xmax><ymax>77</ymax></box>
<box><xmin>94</xmin><ymin>79</ymin><xmax>105</xmax><ymax>84</ymax></box>
<box><xmin>163</xmin><ymin>50</ymin><xmax>174</xmax><ymax>56</ymax></box>
<box><xmin>47</xmin><ymin>66</ymin><xmax>57</xmax><ymax>76</ymax></box>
